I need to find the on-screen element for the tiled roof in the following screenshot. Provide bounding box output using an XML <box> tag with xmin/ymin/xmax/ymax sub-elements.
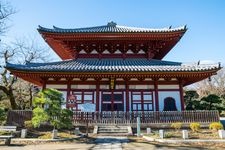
<box><xmin>6</xmin><ymin>58</ymin><xmax>220</xmax><ymax>73</ymax></box>
<box><xmin>38</xmin><ymin>21</ymin><xmax>187</xmax><ymax>33</ymax></box>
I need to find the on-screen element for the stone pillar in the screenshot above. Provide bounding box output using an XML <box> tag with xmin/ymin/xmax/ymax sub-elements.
<box><xmin>159</xmin><ymin>130</ymin><xmax>164</xmax><ymax>139</ymax></box>
<box><xmin>137</xmin><ymin>116</ymin><xmax>141</xmax><ymax>137</ymax></box>
<box><xmin>21</xmin><ymin>129</ymin><xmax>27</xmax><ymax>138</ymax></box>
<box><xmin>182</xmin><ymin>130</ymin><xmax>188</xmax><ymax>139</ymax></box>
<box><xmin>218</xmin><ymin>130</ymin><xmax>225</xmax><ymax>139</ymax></box>
<box><xmin>52</xmin><ymin>129</ymin><xmax>58</xmax><ymax>139</ymax></box>
<box><xmin>74</xmin><ymin>127</ymin><xmax>80</xmax><ymax>136</ymax></box>
<box><xmin>147</xmin><ymin>128</ymin><xmax>151</xmax><ymax>134</ymax></box>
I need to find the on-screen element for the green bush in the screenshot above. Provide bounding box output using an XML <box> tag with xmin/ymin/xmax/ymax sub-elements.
<box><xmin>0</xmin><ymin>107</ymin><xmax>6</xmax><ymax>125</ymax></box>
<box><xmin>58</xmin><ymin>109</ymin><xmax>73</xmax><ymax>129</ymax></box>
<box><xmin>32</xmin><ymin>89</ymin><xmax>73</xmax><ymax>129</ymax></box>
<box><xmin>209</xmin><ymin>122</ymin><xmax>224</xmax><ymax>131</ymax></box>
<box><xmin>190</xmin><ymin>122</ymin><xmax>201</xmax><ymax>132</ymax></box>
<box><xmin>32</xmin><ymin>107</ymin><xmax>49</xmax><ymax>128</ymax></box>
<box><xmin>171</xmin><ymin>122</ymin><xmax>182</xmax><ymax>130</ymax></box>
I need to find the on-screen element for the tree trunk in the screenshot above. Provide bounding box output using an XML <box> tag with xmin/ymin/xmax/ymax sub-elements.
<box><xmin>0</xmin><ymin>86</ymin><xmax>18</xmax><ymax>109</ymax></box>
<box><xmin>8</xmin><ymin>90</ymin><xmax>18</xmax><ymax>109</ymax></box>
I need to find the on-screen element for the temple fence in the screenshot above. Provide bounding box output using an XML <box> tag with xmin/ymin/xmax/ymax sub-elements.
<box><xmin>7</xmin><ymin>110</ymin><xmax>219</xmax><ymax>127</ymax></box>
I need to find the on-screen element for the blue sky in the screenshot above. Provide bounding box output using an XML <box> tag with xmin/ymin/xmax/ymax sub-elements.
<box><xmin>5</xmin><ymin>0</ymin><xmax>225</xmax><ymax>64</ymax></box>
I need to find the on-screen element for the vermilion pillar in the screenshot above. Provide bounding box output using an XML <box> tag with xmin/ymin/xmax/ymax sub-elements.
<box><xmin>179</xmin><ymin>80</ymin><xmax>185</xmax><ymax>111</ymax></box>
<box><xmin>96</xmin><ymin>82</ymin><xmax>100</xmax><ymax>111</ymax></box>
<box><xmin>66</xmin><ymin>81</ymin><xmax>71</xmax><ymax>109</ymax></box>
<box><xmin>42</xmin><ymin>79</ymin><xmax>46</xmax><ymax>90</ymax></box>
<box><xmin>154</xmin><ymin>80</ymin><xmax>159</xmax><ymax>111</ymax></box>
<box><xmin>125</xmin><ymin>82</ymin><xmax>129</xmax><ymax>112</ymax></box>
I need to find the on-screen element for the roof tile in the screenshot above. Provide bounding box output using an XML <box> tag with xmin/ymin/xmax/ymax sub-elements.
<box><xmin>6</xmin><ymin>58</ymin><xmax>220</xmax><ymax>73</ymax></box>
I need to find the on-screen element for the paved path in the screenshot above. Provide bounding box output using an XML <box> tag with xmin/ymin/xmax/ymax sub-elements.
<box><xmin>92</xmin><ymin>136</ymin><xmax>128</xmax><ymax>150</ymax></box>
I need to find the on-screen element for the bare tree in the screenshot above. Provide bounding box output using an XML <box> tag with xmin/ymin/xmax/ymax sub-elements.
<box><xmin>0</xmin><ymin>48</ymin><xmax>17</xmax><ymax>109</ymax></box>
<box><xmin>0</xmin><ymin>38</ymin><xmax>51</xmax><ymax>109</ymax></box>
<box><xmin>13</xmin><ymin>36</ymin><xmax>52</xmax><ymax>64</ymax></box>
<box><xmin>192</xmin><ymin>68</ymin><xmax>225</xmax><ymax>98</ymax></box>
<box><xmin>0</xmin><ymin>0</ymin><xmax>52</xmax><ymax>110</ymax></box>
<box><xmin>0</xmin><ymin>0</ymin><xmax>15</xmax><ymax>35</ymax></box>
<box><xmin>12</xmin><ymin>37</ymin><xmax>51</xmax><ymax>109</ymax></box>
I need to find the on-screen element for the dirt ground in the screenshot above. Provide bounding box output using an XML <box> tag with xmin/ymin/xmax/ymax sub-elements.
<box><xmin>1</xmin><ymin>136</ymin><xmax>225</xmax><ymax>150</ymax></box>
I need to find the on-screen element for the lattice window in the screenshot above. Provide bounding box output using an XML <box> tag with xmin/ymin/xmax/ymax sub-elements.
<box><xmin>131</xmin><ymin>91</ymin><xmax>153</xmax><ymax>111</ymax></box>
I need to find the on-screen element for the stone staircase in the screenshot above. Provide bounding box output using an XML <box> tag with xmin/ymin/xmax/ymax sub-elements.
<box><xmin>94</xmin><ymin>125</ymin><xmax>132</xmax><ymax>136</ymax></box>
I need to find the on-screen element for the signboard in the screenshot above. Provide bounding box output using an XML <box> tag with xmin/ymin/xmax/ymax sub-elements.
<box><xmin>78</xmin><ymin>103</ymin><xmax>96</xmax><ymax>112</ymax></box>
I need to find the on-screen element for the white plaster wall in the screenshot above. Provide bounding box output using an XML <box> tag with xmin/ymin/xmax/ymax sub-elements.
<box><xmin>145</xmin><ymin>78</ymin><xmax>152</xmax><ymax>81</ymax></box>
<box><xmin>115</xmin><ymin>85</ymin><xmax>125</xmax><ymax>89</ymax></box>
<box><xmin>158</xmin><ymin>85</ymin><xmax>179</xmax><ymax>89</ymax></box>
<box><xmin>46</xmin><ymin>84</ymin><xmax>67</xmax><ymax>89</ymax></box>
<box><xmin>71</xmin><ymin>85</ymin><xmax>96</xmax><ymax>89</ymax></box>
<box><xmin>100</xmin><ymin>85</ymin><xmax>109</xmax><ymax>89</ymax></box>
<box><xmin>129</xmin><ymin>85</ymin><xmax>154</xmax><ymax>89</ymax></box>
<box><xmin>158</xmin><ymin>91</ymin><xmax>181</xmax><ymax>111</ymax></box>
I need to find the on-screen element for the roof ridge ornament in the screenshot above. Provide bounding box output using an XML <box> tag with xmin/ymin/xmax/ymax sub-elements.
<box><xmin>107</xmin><ymin>21</ymin><xmax>117</xmax><ymax>27</ymax></box>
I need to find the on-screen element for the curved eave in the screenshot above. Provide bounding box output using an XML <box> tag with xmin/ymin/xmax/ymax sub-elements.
<box><xmin>7</xmin><ymin>67</ymin><xmax>220</xmax><ymax>86</ymax></box>
<box><xmin>7</xmin><ymin>68</ymin><xmax>220</xmax><ymax>75</ymax></box>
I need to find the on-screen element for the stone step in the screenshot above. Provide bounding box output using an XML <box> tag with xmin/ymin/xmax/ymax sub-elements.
<box><xmin>98</xmin><ymin>131</ymin><xmax>128</xmax><ymax>134</ymax></box>
<box><xmin>97</xmin><ymin>133</ymin><xmax>130</xmax><ymax>136</ymax></box>
<box><xmin>98</xmin><ymin>129</ymin><xmax>128</xmax><ymax>132</ymax></box>
<box><xmin>95</xmin><ymin>125</ymin><xmax>132</xmax><ymax>135</ymax></box>
<box><xmin>98</xmin><ymin>126</ymin><xmax>128</xmax><ymax>129</ymax></box>
<box><xmin>98</xmin><ymin>128</ymin><xmax>128</xmax><ymax>131</ymax></box>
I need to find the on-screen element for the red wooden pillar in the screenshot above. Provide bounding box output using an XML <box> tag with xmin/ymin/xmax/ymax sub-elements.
<box><xmin>96</xmin><ymin>82</ymin><xmax>100</xmax><ymax>111</ymax></box>
<box><xmin>66</xmin><ymin>80</ymin><xmax>71</xmax><ymax>109</ymax></box>
<box><xmin>42</xmin><ymin>79</ymin><xmax>46</xmax><ymax>90</ymax></box>
<box><xmin>125</xmin><ymin>82</ymin><xmax>129</xmax><ymax>112</ymax></box>
<box><xmin>179</xmin><ymin>80</ymin><xmax>185</xmax><ymax>111</ymax></box>
<box><xmin>154</xmin><ymin>80</ymin><xmax>159</xmax><ymax>111</ymax></box>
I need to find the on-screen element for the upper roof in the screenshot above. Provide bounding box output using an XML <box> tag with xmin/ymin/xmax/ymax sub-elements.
<box><xmin>6</xmin><ymin>58</ymin><xmax>220</xmax><ymax>73</ymax></box>
<box><xmin>38</xmin><ymin>21</ymin><xmax>187</xmax><ymax>33</ymax></box>
<box><xmin>37</xmin><ymin>22</ymin><xmax>187</xmax><ymax>60</ymax></box>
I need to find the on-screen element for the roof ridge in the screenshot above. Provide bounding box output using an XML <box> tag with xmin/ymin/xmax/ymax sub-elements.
<box><xmin>38</xmin><ymin>22</ymin><xmax>187</xmax><ymax>33</ymax></box>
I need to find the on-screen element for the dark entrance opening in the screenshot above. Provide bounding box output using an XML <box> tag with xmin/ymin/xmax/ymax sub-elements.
<box><xmin>163</xmin><ymin>97</ymin><xmax>177</xmax><ymax>111</ymax></box>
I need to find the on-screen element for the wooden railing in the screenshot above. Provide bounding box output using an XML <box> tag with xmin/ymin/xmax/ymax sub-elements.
<box><xmin>7</xmin><ymin>110</ymin><xmax>32</xmax><ymax>127</ymax></box>
<box><xmin>6</xmin><ymin>110</ymin><xmax>220</xmax><ymax>127</ymax></box>
<box><xmin>73</xmin><ymin>110</ymin><xmax>220</xmax><ymax>125</ymax></box>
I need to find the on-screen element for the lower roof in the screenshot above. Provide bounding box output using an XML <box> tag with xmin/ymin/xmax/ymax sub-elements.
<box><xmin>6</xmin><ymin>58</ymin><xmax>220</xmax><ymax>73</ymax></box>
